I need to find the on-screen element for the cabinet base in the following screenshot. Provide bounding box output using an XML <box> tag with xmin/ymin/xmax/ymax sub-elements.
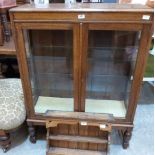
<box><xmin>27</xmin><ymin>118</ymin><xmax>133</xmax><ymax>149</ymax></box>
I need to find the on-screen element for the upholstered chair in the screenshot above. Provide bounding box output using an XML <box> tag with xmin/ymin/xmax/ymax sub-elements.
<box><xmin>0</xmin><ymin>78</ymin><xmax>26</xmax><ymax>152</ymax></box>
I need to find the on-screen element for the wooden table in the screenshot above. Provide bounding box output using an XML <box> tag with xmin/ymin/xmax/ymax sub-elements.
<box><xmin>0</xmin><ymin>37</ymin><xmax>16</xmax><ymax>55</ymax></box>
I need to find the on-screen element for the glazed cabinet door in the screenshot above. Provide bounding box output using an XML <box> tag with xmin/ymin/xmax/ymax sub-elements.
<box><xmin>80</xmin><ymin>23</ymin><xmax>151</xmax><ymax>121</ymax></box>
<box><xmin>16</xmin><ymin>23</ymin><xmax>80</xmax><ymax>116</ymax></box>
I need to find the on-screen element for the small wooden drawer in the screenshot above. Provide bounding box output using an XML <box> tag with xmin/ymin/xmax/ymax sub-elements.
<box><xmin>46</xmin><ymin>120</ymin><xmax>112</xmax><ymax>155</ymax></box>
<box><xmin>12</xmin><ymin>12</ymin><xmax>153</xmax><ymax>23</ymax></box>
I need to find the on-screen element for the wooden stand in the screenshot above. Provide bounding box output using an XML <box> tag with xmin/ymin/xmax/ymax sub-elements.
<box><xmin>46</xmin><ymin>119</ymin><xmax>112</xmax><ymax>155</ymax></box>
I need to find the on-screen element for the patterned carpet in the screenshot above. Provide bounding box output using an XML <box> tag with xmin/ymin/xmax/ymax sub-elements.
<box><xmin>0</xmin><ymin>83</ymin><xmax>154</xmax><ymax>155</ymax></box>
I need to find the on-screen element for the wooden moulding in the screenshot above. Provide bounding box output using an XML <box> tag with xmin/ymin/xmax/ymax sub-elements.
<box><xmin>10</xmin><ymin>3</ymin><xmax>153</xmax><ymax>24</ymax></box>
<box><xmin>11</xmin><ymin>12</ymin><xmax>153</xmax><ymax>24</ymax></box>
<box><xmin>46</xmin><ymin>120</ymin><xmax>112</xmax><ymax>132</ymax></box>
<box><xmin>45</xmin><ymin>111</ymin><xmax>115</xmax><ymax>123</ymax></box>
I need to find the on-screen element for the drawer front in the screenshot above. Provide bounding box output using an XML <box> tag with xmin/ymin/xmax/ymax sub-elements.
<box><xmin>12</xmin><ymin>12</ymin><xmax>153</xmax><ymax>23</ymax></box>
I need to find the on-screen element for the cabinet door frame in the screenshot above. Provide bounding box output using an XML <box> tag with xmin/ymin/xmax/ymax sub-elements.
<box><xmin>80</xmin><ymin>22</ymin><xmax>153</xmax><ymax>123</ymax></box>
<box><xmin>14</xmin><ymin>22</ymin><xmax>81</xmax><ymax>118</ymax></box>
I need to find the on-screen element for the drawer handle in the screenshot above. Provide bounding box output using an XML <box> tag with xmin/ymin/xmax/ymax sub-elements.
<box><xmin>78</xmin><ymin>14</ymin><xmax>85</xmax><ymax>19</ymax></box>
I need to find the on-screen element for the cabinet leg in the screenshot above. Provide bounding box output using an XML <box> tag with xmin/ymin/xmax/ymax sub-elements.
<box><xmin>28</xmin><ymin>125</ymin><xmax>36</xmax><ymax>144</ymax></box>
<box><xmin>122</xmin><ymin>129</ymin><xmax>132</xmax><ymax>149</ymax></box>
<box><xmin>107</xmin><ymin>133</ymin><xmax>111</xmax><ymax>155</ymax></box>
<box><xmin>0</xmin><ymin>131</ymin><xmax>11</xmax><ymax>153</ymax></box>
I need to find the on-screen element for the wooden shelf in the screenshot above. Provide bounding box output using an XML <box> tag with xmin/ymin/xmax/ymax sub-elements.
<box><xmin>47</xmin><ymin>147</ymin><xmax>106</xmax><ymax>155</ymax></box>
<box><xmin>49</xmin><ymin>135</ymin><xmax>108</xmax><ymax>144</ymax></box>
<box><xmin>0</xmin><ymin>37</ymin><xmax>16</xmax><ymax>55</ymax></box>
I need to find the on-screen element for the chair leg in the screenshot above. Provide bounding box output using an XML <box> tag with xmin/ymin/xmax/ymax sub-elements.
<box><xmin>0</xmin><ymin>130</ymin><xmax>11</xmax><ymax>153</ymax></box>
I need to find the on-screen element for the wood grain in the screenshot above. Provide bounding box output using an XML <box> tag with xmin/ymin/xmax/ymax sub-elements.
<box><xmin>126</xmin><ymin>23</ymin><xmax>154</xmax><ymax>122</ymax></box>
<box><xmin>10</xmin><ymin>3</ymin><xmax>153</xmax><ymax>151</ymax></box>
<box><xmin>68</xmin><ymin>124</ymin><xmax>78</xmax><ymax>149</ymax></box>
<box><xmin>49</xmin><ymin>135</ymin><xmax>108</xmax><ymax>144</ymax></box>
<box><xmin>47</xmin><ymin>147</ymin><xmax>107</xmax><ymax>155</ymax></box>
<box><xmin>45</xmin><ymin>111</ymin><xmax>114</xmax><ymax>122</ymax></box>
<box><xmin>10</xmin><ymin>3</ymin><xmax>153</xmax><ymax>12</ymax></box>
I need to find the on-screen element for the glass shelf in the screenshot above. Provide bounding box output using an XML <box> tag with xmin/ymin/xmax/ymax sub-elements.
<box><xmin>34</xmin><ymin>96</ymin><xmax>126</xmax><ymax>118</ymax></box>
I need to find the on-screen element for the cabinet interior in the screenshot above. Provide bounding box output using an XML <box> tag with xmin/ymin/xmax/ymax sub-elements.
<box><xmin>24</xmin><ymin>29</ymin><xmax>140</xmax><ymax>119</ymax></box>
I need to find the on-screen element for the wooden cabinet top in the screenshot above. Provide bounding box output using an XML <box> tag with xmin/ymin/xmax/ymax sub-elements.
<box><xmin>10</xmin><ymin>3</ymin><xmax>153</xmax><ymax>13</ymax></box>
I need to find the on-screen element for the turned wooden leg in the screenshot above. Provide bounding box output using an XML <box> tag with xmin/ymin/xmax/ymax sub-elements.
<box><xmin>107</xmin><ymin>133</ymin><xmax>111</xmax><ymax>155</ymax></box>
<box><xmin>0</xmin><ymin>130</ymin><xmax>11</xmax><ymax>153</ymax></box>
<box><xmin>28</xmin><ymin>125</ymin><xmax>36</xmax><ymax>143</ymax></box>
<box><xmin>122</xmin><ymin>129</ymin><xmax>133</xmax><ymax>149</ymax></box>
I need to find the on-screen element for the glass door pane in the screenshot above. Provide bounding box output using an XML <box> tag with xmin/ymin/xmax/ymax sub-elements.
<box><xmin>24</xmin><ymin>29</ymin><xmax>74</xmax><ymax>114</ymax></box>
<box><xmin>85</xmin><ymin>30</ymin><xmax>140</xmax><ymax>118</ymax></box>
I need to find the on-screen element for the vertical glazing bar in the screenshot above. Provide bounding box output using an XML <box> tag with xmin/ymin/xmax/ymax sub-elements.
<box><xmin>73</xmin><ymin>23</ymin><xmax>80</xmax><ymax>111</ymax></box>
<box><xmin>80</xmin><ymin>23</ymin><xmax>88</xmax><ymax>112</ymax></box>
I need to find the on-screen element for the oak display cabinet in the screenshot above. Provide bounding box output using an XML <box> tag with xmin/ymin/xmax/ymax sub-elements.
<box><xmin>10</xmin><ymin>3</ymin><xmax>153</xmax><ymax>153</ymax></box>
